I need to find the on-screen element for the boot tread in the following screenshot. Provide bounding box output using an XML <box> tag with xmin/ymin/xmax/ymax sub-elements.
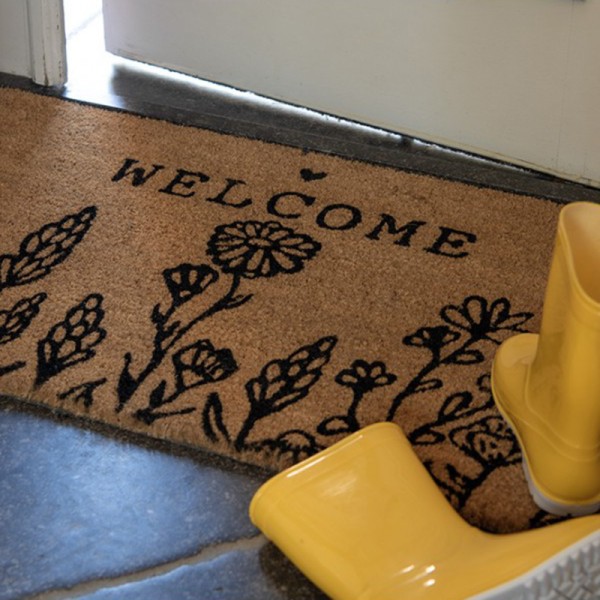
<box><xmin>480</xmin><ymin>532</ymin><xmax>600</xmax><ymax>600</ymax></box>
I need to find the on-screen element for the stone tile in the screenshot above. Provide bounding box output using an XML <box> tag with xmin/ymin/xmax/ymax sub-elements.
<box><xmin>0</xmin><ymin>399</ymin><xmax>267</xmax><ymax>600</ymax></box>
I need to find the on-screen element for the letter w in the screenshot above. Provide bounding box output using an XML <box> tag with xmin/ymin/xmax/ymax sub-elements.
<box><xmin>112</xmin><ymin>158</ymin><xmax>165</xmax><ymax>186</ymax></box>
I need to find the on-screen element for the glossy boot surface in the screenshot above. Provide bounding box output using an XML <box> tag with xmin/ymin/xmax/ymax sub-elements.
<box><xmin>250</xmin><ymin>423</ymin><xmax>600</xmax><ymax>600</ymax></box>
<box><xmin>492</xmin><ymin>201</ymin><xmax>600</xmax><ymax>515</ymax></box>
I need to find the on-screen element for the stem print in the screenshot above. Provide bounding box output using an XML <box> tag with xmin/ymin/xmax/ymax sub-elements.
<box><xmin>117</xmin><ymin>220</ymin><xmax>323</xmax><ymax>422</ymax></box>
<box><xmin>318</xmin><ymin>360</ymin><xmax>397</xmax><ymax>436</ymax></box>
<box><xmin>58</xmin><ymin>378</ymin><xmax>108</xmax><ymax>409</ymax></box>
<box><xmin>135</xmin><ymin>339</ymin><xmax>238</xmax><ymax>424</ymax></box>
<box><xmin>386</xmin><ymin>296</ymin><xmax>533</xmax><ymax>420</ymax></box>
<box><xmin>411</xmin><ymin>374</ymin><xmax>522</xmax><ymax>510</ymax></box>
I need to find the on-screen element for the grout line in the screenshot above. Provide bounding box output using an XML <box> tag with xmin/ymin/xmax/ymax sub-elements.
<box><xmin>28</xmin><ymin>534</ymin><xmax>267</xmax><ymax>600</ymax></box>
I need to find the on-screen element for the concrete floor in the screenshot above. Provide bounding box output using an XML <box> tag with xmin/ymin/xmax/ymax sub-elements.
<box><xmin>1</xmin><ymin>3</ymin><xmax>600</xmax><ymax>599</ymax></box>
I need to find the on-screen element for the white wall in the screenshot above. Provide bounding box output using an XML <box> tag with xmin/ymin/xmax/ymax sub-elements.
<box><xmin>0</xmin><ymin>1</ymin><xmax>32</xmax><ymax>77</ymax></box>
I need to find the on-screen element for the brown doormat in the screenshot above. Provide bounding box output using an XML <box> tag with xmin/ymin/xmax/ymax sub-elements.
<box><xmin>0</xmin><ymin>87</ymin><xmax>567</xmax><ymax>532</ymax></box>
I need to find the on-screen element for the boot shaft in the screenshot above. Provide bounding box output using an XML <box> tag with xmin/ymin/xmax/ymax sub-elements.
<box><xmin>250</xmin><ymin>423</ymin><xmax>470</xmax><ymax>599</ymax></box>
<box><xmin>528</xmin><ymin>202</ymin><xmax>600</xmax><ymax>451</ymax></box>
<box><xmin>251</xmin><ymin>422</ymin><xmax>600</xmax><ymax>599</ymax></box>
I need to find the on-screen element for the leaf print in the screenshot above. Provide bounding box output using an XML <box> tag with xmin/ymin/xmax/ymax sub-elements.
<box><xmin>35</xmin><ymin>293</ymin><xmax>106</xmax><ymax>386</ymax></box>
<box><xmin>446</xmin><ymin>348</ymin><xmax>485</xmax><ymax>365</ymax></box>
<box><xmin>136</xmin><ymin>404</ymin><xmax>197</xmax><ymax>425</ymax></box>
<box><xmin>0</xmin><ymin>293</ymin><xmax>47</xmax><ymax>345</ymax></box>
<box><xmin>148</xmin><ymin>380</ymin><xmax>168</xmax><ymax>410</ymax></box>
<box><xmin>0</xmin><ymin>206</ymin><xmax>97</xmax><ymax>291</ymax></box>
<box><xmin>317</xmin><ymin>415</ymin><xmax>356</xmax><ymax>436</ymax></box>
<box><xmin>246</xmin><ymin>336</ymin><xmax>337</xmax><ymax>415</ymax></box>
<box><xmin>410</xmin><ymin>429</ymin><xmax>446</xmax><ymax>445</ymax></box>
<box><xmin>412</xmin><ymin>378</ymin><xmax>443</xmax><ymax>393</ymax></box>
<box><xmin>439</xmin><ymin>391</ymin><xmax>474</xmax><ymax>420</ymax></box>
<box><xmin>234</xmin><ymin>336</ymin><xmax>337</xmax><ymax>450</ymax></box>
<box><xmin>135</xmin><ymin>376</ymin><xmax>200</xmax><ymax>424</ymax></box>
<box><xmin>0</xmin><ymin>361</ymin><xmax>26</xmax><ymax>378</ymax></box>
<box><xmin>202</xmin><ymin>392</ymin><xmax>231</xmax><ymax>443</ymax></box>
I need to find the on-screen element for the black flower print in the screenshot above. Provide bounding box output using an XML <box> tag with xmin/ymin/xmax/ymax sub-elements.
<box><xmin>407</xmin><ymin>374</ymin><xmax>521</xmax><ymax>511</ymax></box>
<box><xmin>403</xmin><ymin>326</ymin><xmax>460</xmax><ymax>354</ymax></box>
<box><xmin>163</xmin><ymin>263</ymin><xmax>218</xmax><ymax>308</ymax></box>
<box><xmin>207</xmin><ymin>221</ymin><xmax>321</xmax><ymax>279</ymax></box>
<box><xmin>440</xmin><ymin>296</ymin><xmax>532</xmax><ymax>343</ymax></box>
<box><xmin>118</xmin><ymin>221</ymin><xmax>322</xmax><ymax>415</ymax></box>
<box><xmin>135</xmin><ymin>340</ymin><xmax>238</xmax><ymax>425</ymax></box>
<box><xmin>410</xmin><ymin>374</ymin><xmax>493</xmax><ymax>447</ymax></box>
<box><xmin>335</xmin><ymin>359</ymin><xmax>397</xmax><ymax>394</ymax></box>
<box><xmin>253</xmin><ymin>430</ymin><xmax>323</xmax><ymax>463</ymax></box>
<box><xmin>319</xmin><ymin>359</ymin><xmax>397</xmax><ymax>436</ymax></box>
<box><xmin>387</xmin><ymin>295</ymin><xmax>533</xmax><ymax>421</ymax></box>
<box><xmin>245</xmin><ymin>336</ymin><xmax>337</xmax><ymax>415</ymax></box>
<box><xmin>173</xmin><ymin>339</ymin><xmax>238</xmax><ymax>392</ymax></box>
<box><xmin>450</xmin><ymin>416</ymin><xmax>520</xmax><ymax>466</ymax></box>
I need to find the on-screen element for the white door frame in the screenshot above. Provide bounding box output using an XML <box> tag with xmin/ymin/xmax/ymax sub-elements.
<box><xmin>27</xmin><ymin>0</ymin><xmax>67</xmax><ymax>86</ymax></box>
<box><xmin>0</xmin><ymin>0</ymin><xmax>66</xmax><ymax>86</ymax></box>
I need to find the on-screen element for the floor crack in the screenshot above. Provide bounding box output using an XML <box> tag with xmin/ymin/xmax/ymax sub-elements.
<box><xmin>28</xmin><ymin>534</ymin><xmax>267</xmax><ymax>599</ymax></box>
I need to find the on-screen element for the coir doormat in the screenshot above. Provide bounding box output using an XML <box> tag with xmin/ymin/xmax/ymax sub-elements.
<box><xmin>0</xmin><ymin>87</ymin><xmax>566</xmax><ymax>532</ymax></box>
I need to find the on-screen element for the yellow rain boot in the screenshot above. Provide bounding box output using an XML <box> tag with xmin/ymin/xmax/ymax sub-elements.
<box><xmin>250</xmin><ymin>423</ymin><xmax>600</xmax><ymax>600</ymax></box>
<box><xmin>492</xmin><ymin>201</ymin><xmax>600</xmax><ymax>516</ymax></box>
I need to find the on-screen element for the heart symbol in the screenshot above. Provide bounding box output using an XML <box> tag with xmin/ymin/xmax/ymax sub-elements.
<box><xmin>300</xmin><ymin>168</ymin><xmax>328</xmax><ymax>182</ymax></box>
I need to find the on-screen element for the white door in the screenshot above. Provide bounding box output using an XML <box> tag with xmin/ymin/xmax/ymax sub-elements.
<box><xmin>103</xmin><ymin>0</ymin><xmax>600</xmax><ymax>188</ymax></box>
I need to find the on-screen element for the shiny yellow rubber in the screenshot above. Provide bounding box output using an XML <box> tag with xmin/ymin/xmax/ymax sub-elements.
<box><xmin>492</xmin><ymin>201</ymin><xmax>600</xmax><ymax>515</ymax></box>
<box><xmin>250</xmin><ymin>422</ymin><xmax>600</xmax><ymax>600</ymax></box>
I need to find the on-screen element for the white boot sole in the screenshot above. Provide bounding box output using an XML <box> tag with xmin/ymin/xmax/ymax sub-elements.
<box><xmin>470</xmin><ymin>530</ymin><xmax>600</xmax><ymax>600</ymax></box>
<box><xmin>492</xmin><ymin>375</ymin><xmax>600</xmax><ymax>518</ymax></box>
<box><xmin>521</xmin><ymin>456</ymin><xmax>600</xmax><ymax>518</ymax></box>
